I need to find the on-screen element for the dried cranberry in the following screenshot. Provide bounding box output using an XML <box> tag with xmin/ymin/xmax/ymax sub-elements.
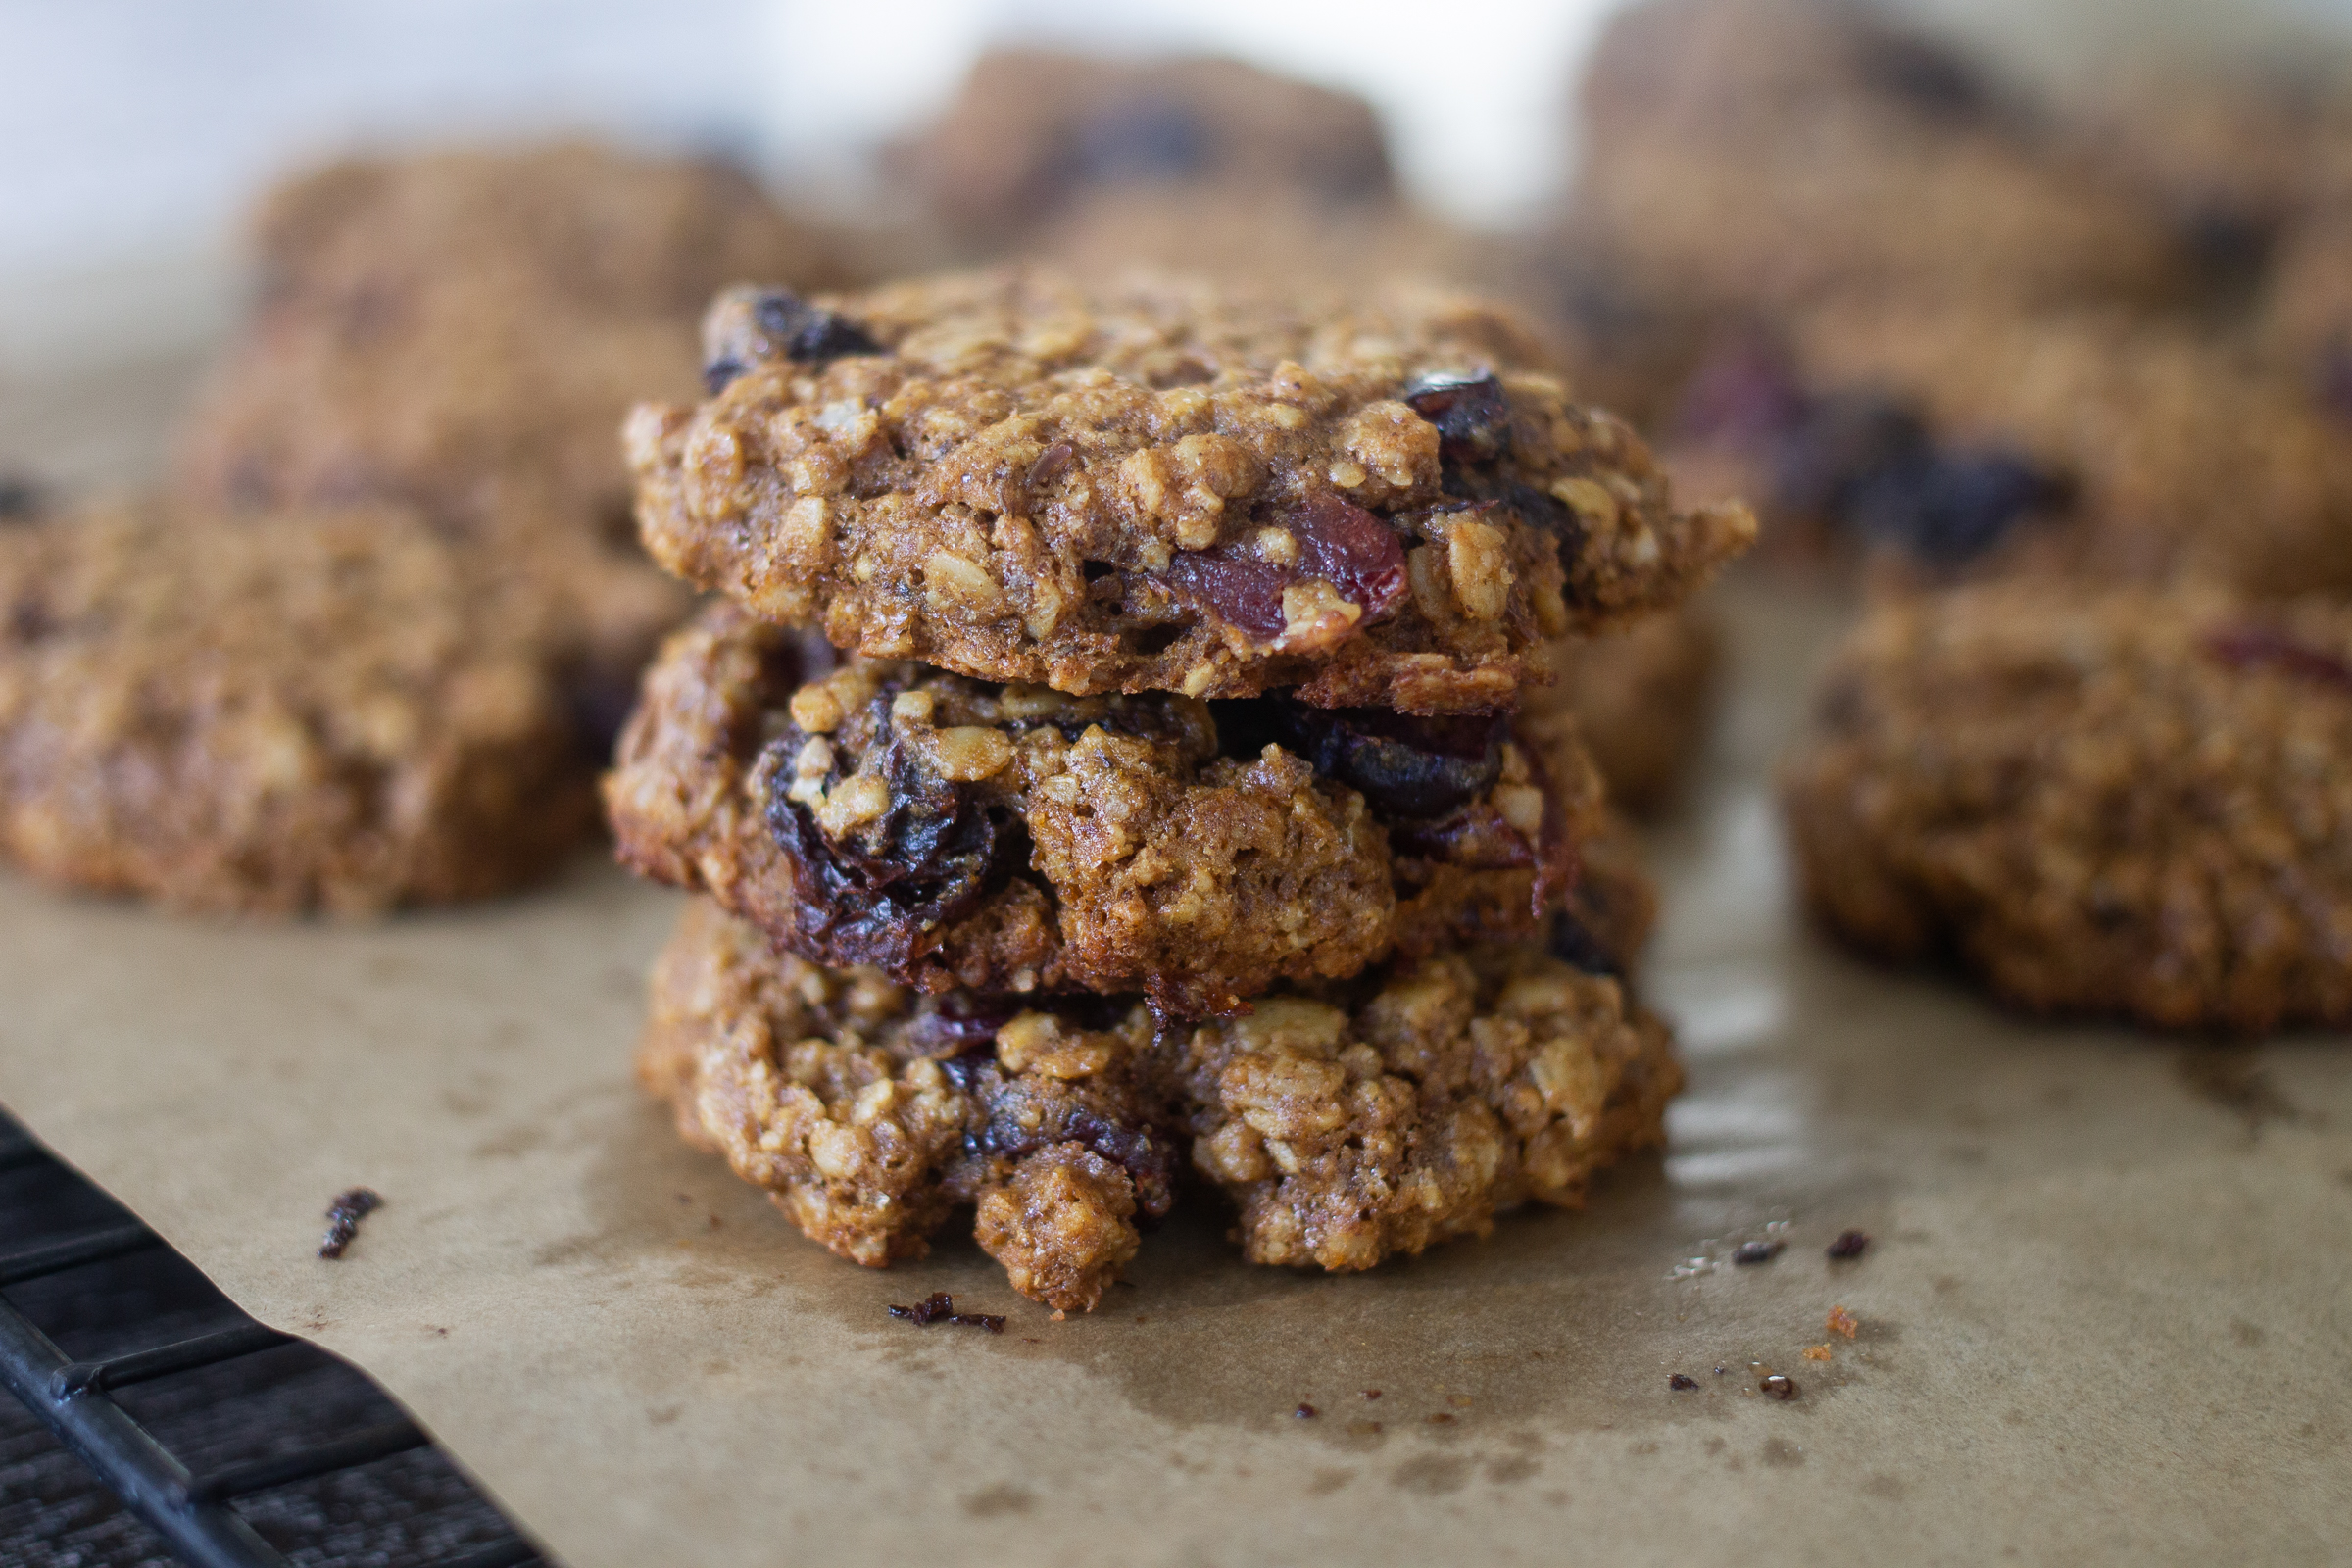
<box><xmin>318</xmin><ymin>1188</ymin><xmax>382</xmax><ymax>1260</ymax></box>
<box><xmin>764</xmin><ymin>700</ymin><xmax>1005</xmax><ymax>971</ymax></box>
<box><xmin>1760</xmin><ymin>1374</ymin><xmax>1799</xmax><ymax>1400</ymax></box>
<box><xmin>1732</xmin><ymin>1240</ymin><xmax>1783</xmax><ymax>1265</ymax></box>
<box><xmin>1404</xmin><ymin>371</ymin><xmax>1511</xmax><ymax>465</ymax></box>
<box><xmin>2205</xmin><ymin>625</ymin><xmax>2352</xmax><ymax>694</ymax></box>
<box><xmin>1256</xmin><ymin>703</ymin><xmax>1506</xmax><ymax>820</ymax></box>
<box><xmin>1158</xmin><ymin>495</ymin><xmax>1404</xmax><ymax>647</ymax></box>
<box><xmin>973</xmin><ymin>1100</ymin><xmax>1178</xmax><ymax>1219</ymax></box>
<box><xmin>1668</xmin><ymin>1374</ymin><xmax>1699</xmax><ymax>1391</ymax></box>
<box><xmin>1672</xmin><ymin>331</ymin><xmax>1810</xmax><ymax>446</ymax></box>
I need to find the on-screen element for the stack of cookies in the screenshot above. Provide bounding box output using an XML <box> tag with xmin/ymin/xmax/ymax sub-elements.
<box><xmin>604</xmin><ymin>268</ymin><xmax>1754</xmax><ymax>1310</ymax></box>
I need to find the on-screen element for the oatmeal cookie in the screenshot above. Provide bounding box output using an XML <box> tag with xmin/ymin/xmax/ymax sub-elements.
<box><xmin>640</xmin><ymin>898</ymin><xmax>1182</xmax><ymax>1312</ymax></box>
<box><xmin>628</xmin><ymin>269</ymin><xmax>1754</xmax><ymax>714</ymax></box>
<box><xmin>1176</xmin><ymin>944</ymin><xmax>1678</xmax><ymax>1271</ymax></box>
<box><xmin>177</xmin><ymin>144</ymin><xmax>837</xmax><ymax>553</ymax></box>
<box><xmin>606</xmin><ymin>602</ymin><xmax>1602</xmax><ymax>1015</ymax></box>
<box><xmin>0</xmin><ymin>498</ymin><xmax>607</xmax><ymax>913</ymax></box>
<box><xmin>893</xmin><ymin>51</ymin><xmax>1393</xmax><ymax>243</ymax></box>
<box><xmin>1538</xmin><ymin>603</ymin><xmax>1719</xmax><ymax>815</ymax></box>
<box><xmin>1783</xmin><ymin>583</ymin><xmax>2352</xmax><ymax>1031</ymax></box>
<box><xmin>1575</xmin><ymin>0</ymin><xmax>2194</xmax><ymax>313</ymax></box>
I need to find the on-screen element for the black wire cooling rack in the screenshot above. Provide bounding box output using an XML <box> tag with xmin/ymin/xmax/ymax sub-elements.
<box><xmin>0</xmin><ymin>1106</ymin><xmax>547</xmax><ymax>1568</ymax></box>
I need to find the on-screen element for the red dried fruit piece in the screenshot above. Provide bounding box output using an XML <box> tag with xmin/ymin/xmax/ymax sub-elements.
<box><xmin>2204</xmin><ymin>625</ymin><xmax>2352</xmax><ymax>694</ymax></box>
<box><xmin>1158</xmin><ymin>495</ymin><xmax>1405</xmax><ymax>651</ymax></box>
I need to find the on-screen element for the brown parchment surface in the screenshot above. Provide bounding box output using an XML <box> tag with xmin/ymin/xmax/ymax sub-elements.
<box><xmin>1</xmin><ymin>318</ymin><xmax>2349</xmax><ymax>1568</ymax></box>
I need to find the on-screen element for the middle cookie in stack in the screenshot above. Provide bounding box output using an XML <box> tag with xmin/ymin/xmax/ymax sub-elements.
<box><xmin>606</xmin><ymin>269</ymin><xmax>1753</xmax><ymax>1311</ymax></box>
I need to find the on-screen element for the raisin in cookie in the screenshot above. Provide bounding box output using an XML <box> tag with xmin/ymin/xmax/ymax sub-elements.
<box><xmin>1576</xmin><ymin>0</ymin><xmax>2193</xmax><ymax>313</ymax></box>
<box><xmin>605</xmin><ymin>602</ymin><xmax>1601</xmax><ymax>1016</ymax></box>
<box><xmin>1176</xmin><ymin>942</ymin><xmax>1679</xmax><ymax>1271</ymax></box>
<box><xmin>641</xmin><ymin>897</ymin><xmax>1183</xmax><ymax>1312</ymax></box>
<box><xmin>0</xmin><ymin>499</ymin><xmax>607</xmax><ymax>913</ymax></box>
<box><xmin>628</xmin><ymin>269</ymin><xmax>1754</xmax><ymax>714</ymax></box>
<box><xmin>893</xmin><ymin>51</ymin><xmax>1393</xmax><ymax>243</ymax></box>
<box><xmin>1784</xmin><ymin>583</ymin><xmax>2352</xmax><ymax>1031</ymax></box>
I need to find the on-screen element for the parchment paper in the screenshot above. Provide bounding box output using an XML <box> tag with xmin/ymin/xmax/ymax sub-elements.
<box><xmin>3</xmin><ymin>294</ymin><xmax>2348</xmax><ymax>1568</ymax></box>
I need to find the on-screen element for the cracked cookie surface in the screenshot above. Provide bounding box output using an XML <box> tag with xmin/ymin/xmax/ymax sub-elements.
<box><xmin>640</xmin><ymin>897</ymin><xmax>1181</xmax><ymax>1312</ymax></box>
<box><xmin>627</xmin><ymin>269</ymin><xmax>1753</xmax><ymax>714</ymax></box>
<box><xmin>0</xmin><ymin>498</ymin><xmax>609</xmax><ymax>912</ymax></box>
<box><xmin>1175</xmin><ymin>942</ymin><xmax>1678</xmax><ymax>1271</ymax></box>
<box><xmin>606</xmin><ymin>602</ymin><xmax>1602</xmax><ymax>1015</ymax></box>
<box><xmin>1784</xmin><ymin>583</ymin><xmax>2352</xmax><ymax>1031</ymax></box>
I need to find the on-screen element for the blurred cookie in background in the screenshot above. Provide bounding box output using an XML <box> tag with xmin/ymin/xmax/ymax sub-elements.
<box><xmin>1783</xmin><ymin>581</ymin><xmax>2352</xmax><ymax>1033</ymax></box>
<box><xmin>1573</xmin><ymin>0</ymin><xmax>2199</xmax><ymax>316</ymax></box>
<box><xmin>1532</xmin><ymin>604</ymin><xmax>1721</xmax><ymax>817</ymax></box>
<box><xmin>892</xmin><ymin>50</ymin><xmax>1395</xmax><ymax>248</ymax></box>
<box><xmin>1660</xmin><ymin>299</ymin><xmax>2352</xmax><ymax>596</ymax></box>
<box><xmin>0</xmin><ymin>497</ymin><xmax>630</xmax><ymax>913</ymax></box>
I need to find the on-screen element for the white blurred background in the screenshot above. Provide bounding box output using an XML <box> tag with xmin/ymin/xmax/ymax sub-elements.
<box><xmin>2</xmin><ymin>0</ymin><xmax>2349</xmax><ymax>360</ymax></box>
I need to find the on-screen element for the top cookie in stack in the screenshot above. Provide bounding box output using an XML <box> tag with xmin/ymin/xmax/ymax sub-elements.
<box><xmin>608</xmin><ymin>269</ymin><xmax>1753</xmax><ymax>1019</ymax></box>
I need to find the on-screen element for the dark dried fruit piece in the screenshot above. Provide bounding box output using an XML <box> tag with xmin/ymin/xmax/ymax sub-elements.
<box><xmin>1668</xmin><ymin>1373</ymin><xmax>1699</xmax><ymax>1391</ymax></box>
<box><xmin>1158</xmin><ymin>494</ymin><xmax>1405</xmax><ymax>648</ymax></box>
<box><xmin>1760</xmin><ymin>1374</ymin><xmax>1799</xmax><ymax>1400</ymax></box>
<box><xmin>318</xmin><ymin>1187</ymin><xmax>382</xmax><ymax>1259</ymax></box>
<box><xmin>1295</xmin><ymin>1402</ymin><xmax>1318</xmax><ymax>1419</ymax></box>
<box><xmin>971</xmin><ymin>1095</ymin><xmax>1179</xmax><ymax>1221</ymax></box>
<box><xmin>1263</xmin><ymin>704</ymin><xmax>1507</xmax><ymax>821</ymax></box>
<box><xmin>0</xmin><ymin>474</ymin><xmax>42</xmax><ymax>522</ymax></box>
<box><xmin>1826</xmin><ymin>1229</ymin><xmax>1872</xmax><ymax>1260</ymax></box>
<box><xmin>1546</xmin><ymin>909</ymin><xmax>1623</xmax><ymax>978</ymax></box>
<box><xmin>1673</xmin><ymin>332</ymin><xmax>1810</xmax><ymax>446</ymax></box>
<box><xmin>1404</xmin><ymin>371</ymin><xmax>1511</xmax><ymax>465</ymax></box>
<box><xmin>1843</xmin><ymin>447</ymin><xmax>2064</xmax><ymax>564</ymax></box>
<box><xmin>888</xmin><ymin>1291</ymin><xmax>1003</xmax><ymax>1331</ymax></box>
<box><xmin>1768</xmin><ymin>391</ymin><xmax>1930</xmax><ymax>521</ymax></box>
<box><xmin>703</xmin><ymin>286</ymin><xmax>882</xmax><ymax>393</ymax></box>
<box><xmin>2204</xmin><ymin>625</ymin><xmax>2352</xmax><ymax>695</ymax></box>
<box><xmin>764</xmin><ymin>697</ymin><xmax>1006</xmax><ymax>971</ymax></box>
<box><xmin>1731</xmin><ymin>1239</ymin><xmax>1783</xmax><ymax>1265</ymax></box>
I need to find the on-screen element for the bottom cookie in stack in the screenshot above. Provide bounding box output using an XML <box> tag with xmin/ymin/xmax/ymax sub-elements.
<box><xmin>639</xmin><ymin>893</ymin><xmax>1680</xmax><ymax>1313</ymax></box>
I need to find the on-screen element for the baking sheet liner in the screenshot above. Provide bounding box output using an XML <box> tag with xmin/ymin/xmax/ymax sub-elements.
<box><xmin>1</xmin><ymin>353</ymin><xmax>2347</xmax><ymax>1565</ymax></box>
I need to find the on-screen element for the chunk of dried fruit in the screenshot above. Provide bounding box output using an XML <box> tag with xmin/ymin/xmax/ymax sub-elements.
<box><xmin>2204</xmin><ymin>625</ymin><xmax>2352</xmax><ymax>694</ymax></box>
<box><xmin>1158</xmin><ymin>495</ymin><xmax>1405</xmax><ymax>646</ymax></box>
<box><xmin>703</xmin><ymin>285</ymin><xmax>882</xmax><ymax>392</ymax></box>
<box><xmin>1403</xmin><ymin>371</ymin><xmax>1511</xmax><ymax>466</ymax></box>
<box><xmin>1826</xmin><ymin>1229</ymin><xmax>1871</xmax><ymax>1260</ymax></box>
<box><xmin>1732</xmin><ymin>1239</ymin><xmax>1783</xmax><ymax>1265</ymax></box>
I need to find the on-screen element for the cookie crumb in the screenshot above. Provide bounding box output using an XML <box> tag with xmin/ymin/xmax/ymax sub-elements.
<box><xmin>318</xmin><ymin>1188</ymin><xmax>381</xmax><ymax>1259</ymax></box>
<box><xmin>1668</xmin><ymin>1373</ymin><xmax>1699</xmax><ymax>1391</ymax></box>
<box><xmin>1427</xmin><ymin>1412</ymin><xmax>1456</xmax><ymax>1425</ymax></box>
<box><xmin>1803</xmin><ymin>1345</ymin><xmax>1834</xmax><ymax>1361</ymax></box>
<box><xmin>1827</xmin><ymin>1229</ymin><xmax>1871</xmax><ymax>1259</ymax></box>
<box><xmin>1761</xmin><ymin>1374</ymin><xmax>1799</xmax><ymax>1400</ymax></box>
<box><xmin>1827</xmin><ymin>1304</ymin><xmax>1860</xmax><ymax>1338</ymax></box>
<box><xmin>1732</xmin><ymin>1240</ymin><xmax>1783</xmax><ymax>1265</ymax></box>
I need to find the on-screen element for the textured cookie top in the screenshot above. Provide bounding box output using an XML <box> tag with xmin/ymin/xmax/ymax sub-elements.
<box><xmin>0</xmin><ymin>499</ymin><xmax>606</xmax><ymax>912</ymax></box>
<box><xmin>1783</xmin><ymin>583</ymin><xmax>2352</xmax><ymax>1031</ymax></box>
<box><xmin>629</xmin><ymin>269</ymin><xmax>1754</xmax><ymax>712</ymax></box>
<box><xmin>606</xmin><ymin>602</ymin><xmax>1602</xmax><ymax>1016</ymax></box>
<box><xmin>893</xmin><ymin>51</ymin><xmax>1394</xmax><ymax>241</ymax></box>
